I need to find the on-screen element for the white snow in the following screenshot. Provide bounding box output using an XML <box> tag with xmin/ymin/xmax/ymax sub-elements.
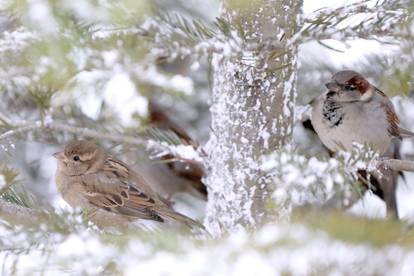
<box><xmin>135</xmin><ymin>65</ymin><xmax>194</xmax><ymax>96</ymax></box>
<box><xmin>0</xmin><ymin>27</ymin><xmax>36</xmax><ymax>54</ymax></box>
<box><xmin>1</xmin><ymin>222</ymin><xmax>413</xmax><ymax>275</ymax></box>
<box><xmin>147</xmin><ymin>140</ymin><xmax>203</xmax><ymax>163</ymax></box>
<box><xmin>0</xmin><ymin>174</ymin><xmax>5</xmax><ymax>190</ymax></box>
<box><xmin>103</xmin><ymin>73</ymin><xmax>148</xmax><ymax>126</ymax></box>
<box><xmin>28</xmin><ymin>0</ymin><xmax>58</xmax><ymax>34</ymax></box>
<box><xmin>1</xmin><ymin>0</ymin><xmax>413</xmax><ymax>274</ymax></box>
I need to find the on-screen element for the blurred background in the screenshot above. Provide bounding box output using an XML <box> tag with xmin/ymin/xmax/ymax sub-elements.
<box><xmin>1</xmin><ymin>0</ymin><xmax>414</xmax><ymax>274</ymax></box>
<box><xmin>0</xmin><ymin>0</ymin><xmax>413</xmax><ymax>222</ymax></box>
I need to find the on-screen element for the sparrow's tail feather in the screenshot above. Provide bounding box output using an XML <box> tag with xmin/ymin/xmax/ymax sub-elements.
<box><xmin>399</xmin><ymin>127</ymin><xmax>414</xmax><ymax>138</ymax></box>
<box><xmin>158</xmin><ymin>208</ymin><xmax>205</xmax><ymax>230</ymax></box>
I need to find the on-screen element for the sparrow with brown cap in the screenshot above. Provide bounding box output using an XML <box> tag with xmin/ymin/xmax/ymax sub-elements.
<box><xmin>310</xmin><ymin>70</ymin><xmax>414</xmax><ymax>218</ymax></box>
<box><xmin>311</xmin><ymin>70</ymin><xmax>414</xmax><ymax>155</ymax></box>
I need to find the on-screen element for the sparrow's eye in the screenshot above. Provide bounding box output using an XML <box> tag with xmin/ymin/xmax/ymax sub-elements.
<box><xmin>344</xmin><ymin>84</ymin><xmax>356</xmax><ymax>90</ymax></box>
<box><xmin>73</xmin><ymin>155</ymin><xmax>80</xmax><ymax>162</ymax></box>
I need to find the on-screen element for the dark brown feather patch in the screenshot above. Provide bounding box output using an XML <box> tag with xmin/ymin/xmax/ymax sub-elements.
<box><xmin>112</xmin><ymin>194</ymin><xmax>124</xmax><ymax>205</ymax></box>
<box><xmin>348</xmin><ymin>75</ymin><xmax>370</xmax><ymax>94</ymax></box>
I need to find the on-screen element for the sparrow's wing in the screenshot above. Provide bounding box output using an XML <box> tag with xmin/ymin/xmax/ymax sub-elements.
<box><xmin>375</xmin><ymin>87</ymin><xmax>402</xmax><ymax>139</ymax></box>
<box><xmin>81</xmin><ymin>157</ymin><xmax>204</xmax><ymax>229</ymax></box>
<box><xmin>381</xmin><ymin>99</ymin><xmax>414</xmax><ymax>138</ymax></box>
<box><xmin>80</xmin><ymin>157</ymin><xmax>165</xmax><ymax>222</ymax></box>
<box><xmin>383</xmin><ymin>102</ymin><xmax>401</xmax><ymax>138</ymax></box>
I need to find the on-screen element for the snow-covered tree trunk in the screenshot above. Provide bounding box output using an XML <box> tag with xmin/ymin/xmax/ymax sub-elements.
<box><xmin>205</xmin><ymin>0</ymin><xmax>302</xmax><ymax>235</ymax></box>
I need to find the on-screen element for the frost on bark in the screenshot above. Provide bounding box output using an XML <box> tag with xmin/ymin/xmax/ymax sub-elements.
<box><xmin>205</xmin><ymin>0</ymin><xmax>302</xmax><ymax>235</ymax></box>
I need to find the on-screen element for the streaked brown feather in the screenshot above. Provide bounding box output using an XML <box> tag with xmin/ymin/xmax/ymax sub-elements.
<box><xmin>79</xmin><ymin>156</ymin><xmax>185</xmax><ymax>224</ymax></box>
<box><xmin>58</xmin><ymin>141</ymin><xmax>204</xmax><ymax>228</ymax></box>
<box><xmin>104</xmin><ymin>157</ymin><xmax>130</xmax><ymax>178</ymax></box>
<box><xmin>384</xmin><ymin>105</ymin><xmax>401</xmax><ymax>138</ymax></box>
<box><xmin>375</xmin><ymin>87</ymin><xmax>401</xmax><ymax>139</ymax></box>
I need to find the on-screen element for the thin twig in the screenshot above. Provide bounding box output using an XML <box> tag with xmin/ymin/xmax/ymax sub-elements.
<box><xmin>0</xmin><ymin>111</ymin><xmax>13</xmax><ymax>126</ymax></box>
<box><xmin>378</xmin><ymin>159</ymin><xmax>414</xmax><ymax>172</ymax></box>
<box><xmin>46</xmin><ymin>122</ymin><xmax>149</xmax><ymax>147</ymax></box>
<box><xmin>0</xmin><ymin>121</ymin><xmax>149</xmax><ymax>147</ymax></box>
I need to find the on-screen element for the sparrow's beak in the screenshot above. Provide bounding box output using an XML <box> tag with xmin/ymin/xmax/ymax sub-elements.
<box><xmin>325</xmin><ymin>82</ymin><xmax>340</xmax><ymax>92</ymax></box>
<box><xmin>53</xmin><ymin>152</ymin><xmax>65</xmax><ymax>161</ymax></box>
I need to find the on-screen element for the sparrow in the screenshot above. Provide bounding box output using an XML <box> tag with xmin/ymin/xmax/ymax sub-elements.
<box><xmin>311</xmin><ymin>70</ymin><xmax>414</xmax><ymax>155</ymax></box>
<box><xmin>53</xmin><ymin>140</ymin><xmax>204</xmax><ymax>229</ymax></box>
<box><xmin>302</xmin><ymin>115</ymin><xmax>401</xmax><ymax>218</ymax></box>
<box><xmin>310</xmin><ymin>70</ymin><xmax>414</xmax><ymax>218</ymax></box>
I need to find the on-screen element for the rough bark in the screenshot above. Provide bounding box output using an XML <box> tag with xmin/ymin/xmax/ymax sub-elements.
<box><xmin>205</xmin><ymin>0</ymin><xmax>302</xmax><ymax>235</ymax></box>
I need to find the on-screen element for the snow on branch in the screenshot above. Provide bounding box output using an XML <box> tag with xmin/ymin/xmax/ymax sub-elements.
<box><xmin>0</xmin><ymin>120</ymin><xmax>148</xmax><ymax>147</ymax></box>
<box><xmin>0</xmin><ymin>27</ymin><xmax>36</xmax><ymax>54</ymax></box>
<box><xmin>144</xmin><ymin>127</ymin><xmax>205</xmax><ymax>169</ymax></box>
<box><xmin>295</xmin><ymin>0</ymin><xmax>411</xmax><ymax>45</ymax></box>
<box><xmin>294</xmin><ymin>104</ymin><xmax>312</xmax><ymax>123</ymax></box>
<box><xmin>134</xmin><ymin>65</ymin><xmax>194</xmax><ymax>96</ymax></box>
<box><xmin>147</xmin><ymin>140</ymin><xmax>203</xmax><ymax>163</ymax></box>
<box><xmin>138</xmin><ymin>13</ymin><xmax>243</xmax><ymax>60</ymax></box>
<box><xmin>96</xmin><ymin>11</ymin><xmax>295</xmax><ymax>75</ymax></box>
<box><xmin>0</xmin><ymin>199</ymin><xmax>40</xmax><ymax>225</ymax></box>
<box><xmin>260</xmin><ymin>143</ymin><xmax>414</xmax><ymax>217</ymax></box>
<box><xmin>0</xmin><ymin>116</ymin><xmax>205</xmax><ymax>166</ymax></box>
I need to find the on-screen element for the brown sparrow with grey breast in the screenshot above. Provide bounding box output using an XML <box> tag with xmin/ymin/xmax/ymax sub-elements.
<box><xmin>310</xmin><ymin>70</ymin><xmax>414</xmax><ymax>218</ymax></box>
<box><xmin>54</xmin><ymin>140</ymin><xmax>204</xmax><ymax>229</ymax></box>
<box><xmin>311</xmin><ymin>70</ymin><xmax>414</xmax><ymax>155</ymax></box>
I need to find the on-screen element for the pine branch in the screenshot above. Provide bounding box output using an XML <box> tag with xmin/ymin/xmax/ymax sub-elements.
<box><xmin>145</xmin><ymin>127</ymin><xmax>183</xmax><ymax>146</ymax></box>
<box><xmin>0</xmin><ymin>118</ymin><xmax>206</xmax><ymax>166</ymax></box>
<box><xmin>296</xmin><ymin>0</ymin><xmax>412</xmax><ymax>45</ymax></box>
<box><xmin>321</xmin><ymin>157</ymin><xmax>414</xmax><ymax>214</ymax></box>
<box><xmin>156</xmin><ymin>13</ymin><xmax>217</xmax><ymax>41</ymax></box>
<box><xmin>294</xmin><ymin>104</ymin><xmax>312</xmax><ymax>123</ymax></box>
<box><xmin>0</xmin><ymin>199</ymin><xmax>40</xmax><ymax>224</ymax></box>
<box><xmin>0</xmin><ymin>120</ymin><xmax>148</xmax><ymax>147</ymax></box>
<box><xmin>139</xmin><ymin>13</ymin><xmax>242</xmax><ymax>59</ymax></box>
<box><xmin>0</xmin><ymin>110</ymin><xmax>12</xmax><ymax>126</ymax></box>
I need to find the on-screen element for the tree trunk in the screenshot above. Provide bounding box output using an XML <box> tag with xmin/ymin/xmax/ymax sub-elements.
<box><xmin>205</xmin><ymin>0</ymin><xmax>302</xmax><ymax>236</ymax></box>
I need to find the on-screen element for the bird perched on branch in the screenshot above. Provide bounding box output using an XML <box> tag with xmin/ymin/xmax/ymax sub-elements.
<box><xmin>54</xmin><ymin>140</ymin><xmax>204</xmax><ymax>229</ymax></box>
<box><xmin>309</xmin><ymin>70</ymin><xmax>414</xmax><ymax>218</ymax></box>
<box><xmin>311</xmin><ymin>70</ymin><xmax>414</xmax><ymax>155</ymax></box>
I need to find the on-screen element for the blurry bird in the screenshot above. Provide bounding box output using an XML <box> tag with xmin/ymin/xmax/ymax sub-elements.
<box><xmin>308</xmin><ymin>70</ymin><xmax>414</xmax><ymax>218</ymax></box>
<box><xmin>54</xmin><ymin>140</ymin><xmax>204</xmax><ymax>229</ymax></box>
<box><xmin>148</xmin><ymin>101</ymin><xmax>207</xmax><ymax>199</ymax></box>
